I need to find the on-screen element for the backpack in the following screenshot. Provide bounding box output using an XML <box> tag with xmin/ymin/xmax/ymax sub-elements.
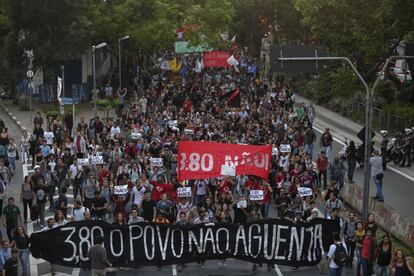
<box><xmin>333</xmin><ymin>244</ymin><xmax>348</xmax><ymax>268</ymax></box>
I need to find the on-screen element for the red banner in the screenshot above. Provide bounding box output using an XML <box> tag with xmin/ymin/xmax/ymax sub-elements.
<box><xmin>203</xmin><ymin>51</ymin><xmax>231</xmax><ymax>68</ymax></box>
<box><xmin>177</xmin><ymin>141</ymin><xmax>271</xmax><ymax>181</ymax></box>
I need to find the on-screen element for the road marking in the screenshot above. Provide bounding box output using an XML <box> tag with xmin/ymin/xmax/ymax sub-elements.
<box><xmin>274</xmin><ymin>264</ymin><xmax>283</xmax><ymax>276</ymax></box>
<box><xmin>313</xmin><ymin>125</ymin><xmax>414</xmax><ymax>181</ymax></box>
<box><xmin>172</xmin><ymin>264</ymin><xmax>177</xmax><ymax>276</ymax></box>
<box><xmin>313</xmin><ymin>125</ymin><xmax>345</xmax><ymax>146</ymax></box>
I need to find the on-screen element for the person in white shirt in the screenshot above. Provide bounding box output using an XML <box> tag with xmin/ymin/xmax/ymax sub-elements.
<box><xmin>132</xmin><ymin>182</ymin><xmax>146</xmax><ymax>207</ymax></box>
<box><xmin>72</xmin><ymin>199</ymin><xmax>89</xmax><ymax>221</ymax></box>
<box><xmin>41</xmin><ymin>218</ymin><xmax>56</xmax><ymax>232</ymax></box>
<box><xmin>68</xmin><ymin>159</ymin><xmax>80</xmax><ymax>192</ymax></box>
<box><xmin>370</xmin><ymin>150</ymin><xmax>384</xmax><ymax>202</ymax></box>
<box><xmin>194</xmin><ymin>179</ymin><xmax>208</xmax><ymax>204</ymax></box>
<box><xmin>327</xmin><ymin>231</ymin><xmax>348</xmax><ymax>276</ymax></box>
<box><xmin>43</xmin><ymin>130</ymin><xmax>54</xmax><ymax>146</ymax></box>
<box><xmin>110</xmin><ymin>124</ymin><xmax>121</xmax><ymax>137</ymax></box>
<box><xmin>129</xmin><ymin>163</ymin><xmax>141</xmax><ymax>183</ymax></box>
<box><xmin>20</xmin><ymin>130</ymin><xmax>31</xmax><ymax>164</ymax></box>
<box><xmin>279</xmin><ymin>153</ymin><xmax>289</xmax><ymax>172</ymax></box>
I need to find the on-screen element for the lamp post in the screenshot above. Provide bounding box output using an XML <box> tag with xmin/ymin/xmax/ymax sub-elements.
<box><xmin>118</xmin><ymin>35</ymin><xmax>130</xmax><ymax>90</ymax></box>
<box><xmin>92</xmin><ymin>42</ymin><xmax>107</xmax><ymax>116</ymax></box>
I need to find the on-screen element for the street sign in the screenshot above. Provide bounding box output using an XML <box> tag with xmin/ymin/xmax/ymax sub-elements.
<box><xmin>26</xmin><ymin>70</ymin><xmax>34</xmax><ymax>78</ymax></box>
<box><xmin>357</xmin><ymin>126</ymin><xmax>376</xmax><ymax>142</ymax></box>
<box><xmin>270</xmin><ymin>45</ymin><xmax>328</xmax><ymax>73</ymax></box>
<box><xmin>60</xmin><ymin>97</ymin><xmax>79</xmax><ymax>105</ymax></box>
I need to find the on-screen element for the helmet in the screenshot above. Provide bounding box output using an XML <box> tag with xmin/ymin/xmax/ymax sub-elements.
<box><xmin>379</xmin><ymin>130</ymin><xmax>388</xmax><ymax>137</ymax></box>
<box><xmin>405</xmin><ymin>128</ymin><xmax>412</xmax><ymax>135</ymax></box>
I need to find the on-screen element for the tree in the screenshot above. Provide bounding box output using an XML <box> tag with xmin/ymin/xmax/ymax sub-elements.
<box><xmin>1</xmin><ymin>0</ymin><xmax>96</xmax><ymax>88</ymax></box>
<box><xmin>183</xmin><ymin>0</ymin><xmax>235</xmax><ymax>50</ymax></box>
<box><xmin>294</xmin><ymin>0</ymin><xmax>414</xmax><ymax>79</ymax></box>
<box><xmin>229</xmin><ymin>0</ymin><xmax>305</xmax><ymax>57</ymax></box>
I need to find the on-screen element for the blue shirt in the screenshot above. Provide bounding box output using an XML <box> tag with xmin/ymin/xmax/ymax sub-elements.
<box><xmin>40</xmin><ymin>145</ymin><xmax>51</xmax><ymax>158</ymax></box>
<box><xmin>0</xmin><ymin>248</ymin><xmax>11</xmax><ymax>270</ymax></box>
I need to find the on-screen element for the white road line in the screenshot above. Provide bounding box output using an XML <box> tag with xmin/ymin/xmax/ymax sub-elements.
<box><xmin>274</xmin><ymin>264</ymin><xmax>283</xmax><ymax>276</ymax></box>
<box><xmin>172</xmin><ymin>264</ymin><xmax>177</xmax><ymax>276</ymax></box>
<box><xmin>313</xmin><ymin>125</ymin><xmax>414</xmax><ymax>181</ymax></box>
<box><xmin>313</xmin><ymin>126</ymin><xmax>345</xmax><ymax>146</ymax></box>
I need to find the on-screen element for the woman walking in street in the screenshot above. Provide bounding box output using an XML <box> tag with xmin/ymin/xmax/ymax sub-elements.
<box><xmin>12</xmin><ymin>226</ymin><xmax>30</xmax><ymax>276</ymax></box>
<box><xmin>20</xmin><ymin>130</ymin><xmax>31</xmax><ymax>165</ymax></box>
<box><xmin>7</xmin><ymin>138</ymin><xmax>17</xmax><ymax>175</ymax></box>
<box><xmin>376</xmin><ymin>234</ymin><xmax>392</xmax><ymax>276</ymax></box>
<box><xmin>346</xmin><ymin>140</ymin><xmax>357</xmax><ymax>183</ymax></box>
<box><xmin>20</xmin><ymin>176</ymin><xmax>33</xmax><ymax>224</ymax></box>
<box><xmin>391</xmin><ymin>249</ymin><xmax>414</xmax><ymax>276</ymax></box>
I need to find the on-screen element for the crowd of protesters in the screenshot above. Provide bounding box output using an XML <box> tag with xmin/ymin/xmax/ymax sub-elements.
<box><xmin>0</xmin><ymin>50</ymin><xmax>411</xmax><ymax>276</ymax></box>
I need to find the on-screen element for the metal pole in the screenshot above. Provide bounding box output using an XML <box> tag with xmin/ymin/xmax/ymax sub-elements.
<box><xmin>119</xmin><ymin>39</ymin><xmax>122</xmax><ymax>90</ymax></box>
<box><xmin>62</xmin><ymin>65</ymin><xmax>65</xmax><ymax>98</ymax></box>
<box><xmin>72</xmin><ymin>102</ymin><xmax>75</xmax><ymax>137</ymax></box>
<box><xmin>92</xmin><ymin>46</ymin><xmax>97</xmax><ymax>116</ymax></box>
<box><xmin>118</xmin><ymin>36</ymin><xmax>129</xmax><ymax>91</ymax></box>
<box><xmin>29</xmin><ymin>80</ymin><xmax>32</xmax><ymax>125</ymax></box>
<box><xmin>279</xmin><ymin>56</ymin><xmax>371</xmax><ymax>219</ymax></box>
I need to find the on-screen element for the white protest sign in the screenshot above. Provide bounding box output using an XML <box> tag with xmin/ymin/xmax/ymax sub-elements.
<box><xmin>77</xmin><ymin>158</ymin><xmax>89</xmax><ymax>166</ymax></box>
<box><xmin>131</xmin><ymin>132</ymin><xmax>142</xmax><ymax>140</ymax></box>
<box><xmin>150</xmin><ymin>158</ymin><xmax>163</xmax><ymax>167</ymax></box>
<box><xmin>236</xmin><ymin>200</ymin><xmax>247</xmax><ymax>208</ymax></box>
<box><xmin>249</xmin><ymin>190</ymin><xmax>264</xmax><ymax>201</ymax></box>
<box><xmin>177</xmin><ymin>187</ymin><xmax>192</xmax><ymax>197</ymax></box>
<box><xmin>91</xmin><ymin>156</ymin><xmax>104</xmax><ymax>165</ymax></box>
<box><xmin>298</xmin><ymin>187</ymin><xmax>313</xmax><ymax>197</ymax></box>
<box><xmin>168</xmin><ymin>120</ymin><xmax>178</xmax><ymax>127</ymax></box>
<box><xmin>280</xmin><ymin>144</ymin><xmax>291</xmax><ymax>153</ymax></box>
<box><xmin>272</xmin><ymin>147</ymin><xmax>278</xmax><ymax>156</ymax></box>
<box><xmin>221</xmin><ymin>165</ymin><xmax>236</xmax><ymax>176</ymax></box>
<box><xmin>114</xmin><ymin>185</ymin><xmax>128</xmax><ymax>195</ymax></box>
<box><xmin>184</xmin><ymin>129</ymin><xmax>194</xmax><ymax>135</ymax></box>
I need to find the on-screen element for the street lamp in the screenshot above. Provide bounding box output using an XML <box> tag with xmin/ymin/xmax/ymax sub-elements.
<box><xmin>278</xmin><ymin>55</ymin><xmax>414</xmax><ymax>220</ymax></box>
<box><xmin>92</xmin><ymin>42</ymin><xmax>108</xmax><ymax>116</ymax></box>
<box><xmin>278</xmin><ymin>56</ymin><xmax>371</xmax><ymax>218</ymax></box>
<box><xmin>118</xmin><ymin>35</ymin><xmax>130</xmax><ymax>90</ymax></box>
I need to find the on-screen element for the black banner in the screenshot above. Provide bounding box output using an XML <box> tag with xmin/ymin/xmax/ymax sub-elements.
<box><xmin>30</xmin><ymin>219</ymin><xmax>336</xmax><ymax>267</ymax></box>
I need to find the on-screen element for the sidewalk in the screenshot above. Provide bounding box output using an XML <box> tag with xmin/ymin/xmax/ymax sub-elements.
<box><xmin>296</xmin><ymin>95</ymin><xmax>414</xmax><ymax>179</ymax></box>
<box><xmin>0</xmin><ymin>98</ymin><xmax>117</xmax><ymax>134</ymax></box>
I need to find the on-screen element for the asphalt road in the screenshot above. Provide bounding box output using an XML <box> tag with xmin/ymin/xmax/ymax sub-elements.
<box><xmin>0</xmin><ymin>107</ymin><xmax>365</xmax><ymax>276</ymax></box>
<box><xmin>311</xmin><ymin>116</ymin><xmax>414</xmax><ymax>221</ymax></box>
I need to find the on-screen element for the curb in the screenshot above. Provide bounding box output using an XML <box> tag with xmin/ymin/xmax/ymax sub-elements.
<box><xmin>0</xmin><ymin>102</ymin><xmax>26</xmax><ymax>132</ymax></box>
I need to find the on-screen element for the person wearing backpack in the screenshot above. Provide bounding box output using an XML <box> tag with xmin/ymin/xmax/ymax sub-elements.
<box><xmin>327</xmin><ymin>231</ymin><xmax>348</xmax><ymax>276</ymax></box>
<box><xmin>341</xmin><ymin>211</ymin><xmax>357</xmax><ymax>267</ymax></box>
<box><xmin>328</xmin><ymin>157</ymin><xmax>345</xmax><ymax>189</ymax></box>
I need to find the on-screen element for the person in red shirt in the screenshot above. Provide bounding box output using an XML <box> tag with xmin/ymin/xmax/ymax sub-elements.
<box><xmin>299</xmin><ymin>170</ymin><xmax>314</xmax><ymax>191</ymax></box>
<box><xmin>98</xmin><ymin>164</ymin><xmax>110</xmax><ymax>187</ymax></box>
<box><xmin>316</xmin><ymin>151</ymin><xmax>329</xmax><ymax>189</ymax></box>
<box><xmin>290</xmin><ymin>163</ymin><xmax>301</xmax><ymax>179</ymax></box>
<box><xmin>295</xmin><ymin>129</ymin><xmax>304</xmax><ymax>147</ymax></box>
<box><xmin>218</xmin><ymin>177</ymin><xmax>233</xmax><ymax>203</ymax></box>
<box><xmin>183</xmin><ymin>97</ymin><xmax>193</xmax><ymax>113</ymax></box>
<box><xmin>361</xmin><ymin>228</ymin><xmax>377</xmax><ymax>276</ymax></box>
<box><xmin>245</xmin><ymin>175</ymin><xmax>260</xmax><ymax>191</ymax></box>
<box><xmin>260</xmin><ymin>181</ymin><xmax>273</xmax><ymax>219</ymax></box>
<box><xmin>274</xmin><ymin>171</ymin><xmax>285</xmax><ymax>189</ymax></box>
<box><xmin>124</xmin><ymin>141</ymin><xmax>137</xmax><ymax>159</ymax></box>
<box><xmin>150</xmin><ymin>175</ymin><xmax>170</xmax><ymax>202</ymax></box>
